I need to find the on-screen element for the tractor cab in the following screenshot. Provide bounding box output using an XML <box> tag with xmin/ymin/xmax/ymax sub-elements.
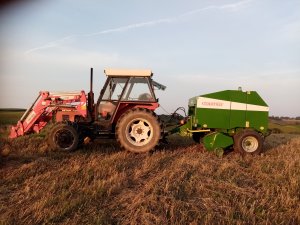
<box><xmin>96</xmin><ymin>69</ymin><xmax>165</xmax><ymax>126</ymax></box>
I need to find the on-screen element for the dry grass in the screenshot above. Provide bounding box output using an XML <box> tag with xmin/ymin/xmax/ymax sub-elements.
<box><xmin>0</xmin><ymin>133</ymin><xmax>300</xmax><ymax>225</ymax></box>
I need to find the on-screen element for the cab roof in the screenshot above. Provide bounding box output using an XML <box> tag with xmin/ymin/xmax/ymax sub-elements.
<box><xmin>104</xmin><ymin>69</ymin><xmax>152</xmax><ymax>77</ymax></box>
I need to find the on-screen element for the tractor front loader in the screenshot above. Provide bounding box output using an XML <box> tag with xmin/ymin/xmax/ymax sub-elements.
<box><xmin>9</xmin><ymin>91</ymin><xmax>87</xmax><ymax>139</ymax></box>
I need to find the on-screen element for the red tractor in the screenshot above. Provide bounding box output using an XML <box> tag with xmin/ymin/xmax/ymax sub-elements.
<box><xmin>10</xmin><ymin>68</ymin><xmax>166</xmax><ymax>153</ymax></box>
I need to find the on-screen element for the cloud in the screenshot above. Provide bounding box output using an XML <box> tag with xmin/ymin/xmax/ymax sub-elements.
<box><xmin>180</xmin><ymin>0</ymin><xmax>252</xmax><ymax>17</ymax></box>
<box><xmin>25</xmin><ymin>0</ymin><xmax>253</xmax><ymax>54</ymax></box>
<box><xmin>84</xmin><ymin>18</ymin><xmax>174</xmax><ymax>37</ymax></box>
<box><xmin>25</xmin><ymin>35</ymin><xmax>77</xmax><ymax>54</ymax></box>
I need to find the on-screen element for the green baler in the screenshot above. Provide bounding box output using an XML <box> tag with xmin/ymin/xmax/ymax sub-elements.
<box><xmin>179</xmin><ymin>89</ymin><xmax>269</xmax><ymax>155</ymax></box>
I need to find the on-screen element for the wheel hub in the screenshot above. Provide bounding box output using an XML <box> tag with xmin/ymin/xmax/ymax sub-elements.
<box><xmin>136</xmin><ymin>127</ymin><xmax>143</xmax><ymax>135</ymax></box>
<box><xmin>126</xmin><ymin>118</ymin><xmax>153</xmax><ymax>146</ymax></box>
<box><xmin>242</xmin><ymin>136</ymin><xmax>259</xmax><ymax>152</ymax></box>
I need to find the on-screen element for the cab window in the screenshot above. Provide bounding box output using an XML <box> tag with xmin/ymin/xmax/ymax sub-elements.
<box><xmin>122</xmin><ymin>77</ymin><xmax>155</xmax><ymax>101</ymax></box>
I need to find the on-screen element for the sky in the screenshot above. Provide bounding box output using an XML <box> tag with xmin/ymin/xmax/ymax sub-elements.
<box><xmin>0</xmin><ymin>0</ymin><xmax>299</xmax><ymax>117</ymax></box>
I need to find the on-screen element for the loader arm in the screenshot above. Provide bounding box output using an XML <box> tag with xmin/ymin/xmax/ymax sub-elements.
<box><xmin>9</xmin><ymin>91</ymin><xmax>87</xmax><ymax>139</ymax></box>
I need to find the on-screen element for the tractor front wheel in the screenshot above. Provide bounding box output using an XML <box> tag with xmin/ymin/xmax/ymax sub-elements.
<box><xmin>116</xmin><ymin>108</ymin><xmax>161</xmax><ymax>153</ymax></box>
<box><xmin>48</xmin><ymin>123</ymin><xmax>79</xmax><ymax>151</ymax></box>
<box><xmin>234</xmin><ymin>130</ymin><xmax>263</xmax><ymax>155</ymax></box>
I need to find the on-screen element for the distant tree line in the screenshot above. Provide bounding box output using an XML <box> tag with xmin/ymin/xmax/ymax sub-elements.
<box><xmin>269</xmin><ymin>116</ymin><xmax>300</xmax><ymax>120</ymax></box>
<box><xmin>0</xmin><ymin>108</ymin><xmax>26</xmax><ymax>112</ymax></box>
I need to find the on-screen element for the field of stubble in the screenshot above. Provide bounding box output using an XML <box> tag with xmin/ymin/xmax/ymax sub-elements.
<box><xmin>1</xmin><ymin>128</ymin><xmax>300</xmax><ymax>225</ymax></box>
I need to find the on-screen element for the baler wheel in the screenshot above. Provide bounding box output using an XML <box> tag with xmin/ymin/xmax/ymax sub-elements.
<box><xmin>116</xmin><ymin>108</ymin><xmax>161</xmax><ymax>153</ymax></box>
<box><xmin>48</xmin><ymin>123</ymin><xmax>79</xmax><ymax>151</ymax></box>
<box><xmin>234</xmin><ymin>130</ymin><xmax>263</xmax><ymax>155</ymax></box>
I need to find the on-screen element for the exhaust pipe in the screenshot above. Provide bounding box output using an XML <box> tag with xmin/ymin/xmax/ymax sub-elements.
<box><xmin>87</xmin><ymin>68</ymin><xmax>94</xmax><ymax>114</ymax></box>
<box><xmin>90</xmin><ymin>68</ymin><xmax>93</xmax><ymax>93</ymax></box>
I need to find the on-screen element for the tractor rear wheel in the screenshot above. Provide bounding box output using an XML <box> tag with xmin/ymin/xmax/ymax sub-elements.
<box><xmin>116</xmin><ymin>108</ymin><xmax>161</xmax><ymax>153</ymax></box>
<box><xmin>234</xmin><ymin>130</ymin><xmax>263</xmax><ymax>155</ymax></box>
<box><xmin>48</xmin><ymin>123</ymin><xmax>79</xmax><ymax>151</ymax></box>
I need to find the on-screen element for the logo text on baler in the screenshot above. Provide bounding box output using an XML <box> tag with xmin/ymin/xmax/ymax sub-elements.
<box><xmin>201</xmin><ymin>102</ymin><xmax>223</xmax><ymax>107</ymax></box>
